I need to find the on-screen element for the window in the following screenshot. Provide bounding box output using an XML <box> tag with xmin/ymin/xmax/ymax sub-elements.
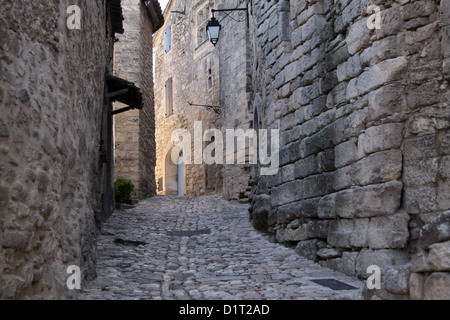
<box><xmin>165</xmin><ymin>78</ymin><xmax>173</xmax><ymax>117</ymax></box>
<box><xmin>165</xmin><ymin>25</ymin><xmax>171</xmax><ymax>53</ymax></box>
<box><xmin>196</xmin><ymin>4</ymin><xmax>210</xmax><ymax>47</ymax></box>
<box><xmin>206</xmin><ymin>56</ymin><xmax>213</xmax><ymax>90</ymax></box>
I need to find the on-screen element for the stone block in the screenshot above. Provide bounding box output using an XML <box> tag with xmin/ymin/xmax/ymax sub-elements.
<box><xmin>323</xmin><ymin>42</ymin><xmax>347</xmax><ymax>71</ymax></box>
<box><xmin>356</xmin><ymin>57</ymin><xmax>408</xmax><ymax>97</ymax></box>
<box><xmin>345</xmin><ymin>78</ymin><xmax>359</xmax><ymax>100</ymax></box>
<box><xmin>357</xmin><ymin>123</ymin><xmax>404</xmax><ymax>157</ymax></box>
<box><xmin>295</xmin><ymin>239</ymin><xmax>327</xmax><ymax>260</ymax></box>
<box><xmin>409</xmin><ymin>60</ymin><xmax>442</xmax><ymax>84</ymax></box>
<box><xmin>306</xmin><ymin>220</ymin><xmax>329</xmax><ymax>239</ymax></box>
<box><xmin>355</xmin><ymin>249</ymin><xmax>409</xmax><ymax>277</ymax></box>
<box><xmin>325</xmin><ymin>181</ymin><xmax>402</xmax><ymax>219</ymax></box>
<box><xmin>333</xmin><ymin>166</ymin><xmax>352</xmax><ymax>191</ymax></box>
<box><xmin>294</xmin><ymin>154</ymin><xmax>317</xmax><ymax>178</ymax></box>
<box><xmin>403</xmin><ymin>133</ymin><xmax>439</xmax><ymax>161</ymax></box>
<box><xmin>302</xmin><ymin>172</ymin><xmax>335</xmax><ymax>198</ymax></box>
<box><xmin>418</xmin><ymin>211</ymin><xmax>450</xmax><ymax>250</ymax></box>
<box><xmin>1</xmin><ymin>275</ymin><xmax>25</xmax><ymax>299</ymax></box>
<box><xmin>276</xmin><ymin>198</ymin><xmax>320</xmax><ymax>224</ymax></box>
<box><xmin>332</xmin><ymin>81</ymin><xmax>347</xmax><ymax>107</ymax></box>
<box><xmin>316</xmin><ymin>148</ymin><xmax>335</xmax><ymax>172</ymax></box>
<box><xmin>411</xmin><ymin>249</ymin><xmax>432</xmax><ymax>273</ymax></box>
<box><xmin>327</xmin><ymin>218</ymin><xmax>369</xmax><ymax>249</ymax></box>
<box><xmin>343</xmin><ymin>108</ymin><xmax>368</xmax><ymax>141</ymax></box>
<box><xmin>301</xmin><ymin>14</ymin><xmax>326</xmax><ymax>41</ymax></box>
<box><xmin>300</xmin><ymin>81</ymin><xmax>321</xmax><ymax>105</ymax></box>
<box><xmin>341</xmin><ymin>0</ymin><xmax>361</xmax><ymax>27</ymax></box>
<box><xmin>407</xmin><ymin>80</ymin><xmax>441</xmax><ymax>109</ymax></box>
<box><xmin>279</xmin><ymin>145</ymin><xmax>290</xmax><ymax>166</ymax></box>
<box><xmin>377</xmin><ymin>6</ymin><xmax>403</xmax><ymax>37</ymax></box>
<box><xmin>427</xmin><ymin>241</ymin><xmax>450</xmax><ymax>271</ymax></box>
<box><xmin>317</xmin><ymin>192</ymin><xmax>336</xmax><ymax>219</ymax></box>
<box><xmin>423</xmin><ymin>272</ymin><xmax>450</xmax><ymax>300</ymax></box>
<box><xmin>409</xmin><ymin>272</ymin><xmax>425</xmax><ymax>300</ymax></box>
<box><xmin>340</xmin><ymin>251</ymin><xmax>358</xmax><ymax>276</ymax></box>
<box><xmin>316</xmin><ymin>247</ymin><xmax>342</xmax><ymax>259</ymax></box>
<box><xmin>318</xmin><ymin>257</ymin><xmax>343</xmax><ymax>271</ymax></box>
<box><xmin>346</xmin><ymin>18</ymin><xmax>371</xmax><ymax>55</ymax></box>
<box><xmin>288</xmin><ymin>140</ymin><xmax>302</xmax><ymax>163</ymax></box>
<box><xmin>311</xmin><ymin>95</ymin><xmax>327</xmax><ymax>117</ymax></box>
<box><xmin>271</xmin><ymin>180</ymin><xmax>303</xmax><ymax>207</ymax></box>
<box><xmin>281</xmin><ymin>163</ymin><xmax>295</xmax><ymax>183</ymax></box>
<box><xmin>368</xmin><ymin>212</ymin><xmax>410</xmax><ymax>249</ymax></box>
<box><xmin>367</xmin><ymin>83</ymin><xmax>407</xmax><ymax>121</ymax></box>
<box><xmin>401</xmin><ymin>0</ymin><xmax>438</xmax><ymax>21</ymax></box>
<box><xmin>297</xmin><ymin>46</ymin><xmax>322</xmax><ymax>75</ymax></box>
<box><xmin>404</xmin><ymin>185</ymin><xmax>439</xmax><ymax>214</ymax></box>
<box><xmin>334</xmin><ymin>138</ymin><xmax>358</xmax><ymax>168</ymax></box>
<box><xmin>274</xmin><ymin>71</ymin><xmax>285</xmax><ymax>89</ymax></box>
<box><xmin>3</xmin><ymin>231</ymin><xmax>31</xmax><ymax>250</ymax></box>
<box><xmin>337</xmin><ymin>53</ymin><xmax>362</xmax><ymax>82</ymax></box>
<box><xmin>403</xmin><ymin>156</ymin><xmax>438</xmax><ymax>187</ymax></box>
<box><xmin>384</xmin><ymin>265</ymin><xmax>411</xmax><ymax>295</ymax></box>
<box><xmin>351</xmin><ymin>150</ymin><xmax>403</xmax><ymax>186</ymax></box>
<box><xmin>276</xmin><ymin>223</ymin><xmax>308</xmax><ymax>242</ymax></box>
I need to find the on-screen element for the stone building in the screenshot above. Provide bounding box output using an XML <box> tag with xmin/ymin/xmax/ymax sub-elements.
<box><xmin>154</xmin><ymin>0</ymin><xmax>254</xmax><ymax>200</ymax></box>
<box><xmin>154</xmin><ymin>0</ymin><xmax>223</xmax><ymax>197</ymax></box>
<box><xmin>248</xmin><ymin>0</ymin><xmax>450</xmax><ymax>299</ymax></box>
<box><xmin>0</xmin><ymin>0</ymin><xmax>162</xmax><ymax>299</ymax></box>
<box><xmin>113</xmin><ymin>0</ymin><xmax>163</xmax><ymax>199</ymax></box>
<box><xmin>215</xmin><ymin>0</ymin><xmax>255</xmax><ymax>201</ymax></box>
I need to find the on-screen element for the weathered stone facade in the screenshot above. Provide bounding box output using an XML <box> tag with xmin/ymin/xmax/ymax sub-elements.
<box><xmin>154</xmin><ymin>0</ymin><xmax>254</xmax><ymax>200</ymax></box>
<box><xmin>248</xmin><ymin>0</ymin><xmax>450</xmax><ymax>299</ymax></box>
<box><xmin>0</xmin><ymin>0</ymin><xmax>122</xmax><ymax>298</ymax></box>
<box><xmin>113</xmin><ymin>0</ymin><xmax>163</xmax><ymax>198</ymax></box>
<box><xmin>216</xmin><ymin>0</ymin><xmax>254</xmax><ymax>201</ymax></box>
<box><xmin>154</xmin><ymin>0</ymin><xmax>223</xmax><ymax>197</ymax></box>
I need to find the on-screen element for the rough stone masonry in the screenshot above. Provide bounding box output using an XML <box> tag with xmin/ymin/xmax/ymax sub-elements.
<box><xmin>248</xmin><ymin>0</ymin><xmax>450</xmax><ymax>299</ymax></box>
<box><xmin>0</xmin><ymin>0</ymin><xmax>118</xmax><ymax>299</ymax></box>
<box><xmin>0</xmin><ymin>0</ymin><xmax>163</xmax><ymax>299</ymax></box>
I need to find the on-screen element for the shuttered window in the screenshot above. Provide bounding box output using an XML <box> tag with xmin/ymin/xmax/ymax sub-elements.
<box><xmin>165</xmin><ymin>25</ymin><xmax>171</xmax><ymax>53</ymax></box>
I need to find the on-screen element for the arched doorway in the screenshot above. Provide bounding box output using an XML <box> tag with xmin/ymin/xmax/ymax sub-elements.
<box><xmin>164</xmin><ymin>148</ymin><xmax>177</xmax><ymax>195</ymax></box>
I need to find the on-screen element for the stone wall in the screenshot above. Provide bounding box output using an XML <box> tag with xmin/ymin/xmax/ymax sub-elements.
<box><xmin>154</xmin><ymin>0</ymin><xmax>222</xmax><ymax>197</ymax></box>
<box><xmin>0</xmin><ymin>0</ymin><xmax>116</xmax><ymax>298</ymax></box>
<box><xmin>113</xmin><ymin>0</ymin><xmax>159</xmax><ymax>199</ymax></box>
<box><xmin>217</xmin><ymin>0</ymin><xmax>254</xmax><ymax>201</ymax></box>
<box><xmin>249</xmin><ymin>0</ymin><xmax>450</xmax><ymax>299</ymax></box>
<box><xmin>138</xmin><ymin>0</ymin><xmax>160</xmax><ymax>198</ymax></box>
<box><xmin>113</xmin><ymin>0</ymin><xmax>142</xmax><ymax>195</ymax></box>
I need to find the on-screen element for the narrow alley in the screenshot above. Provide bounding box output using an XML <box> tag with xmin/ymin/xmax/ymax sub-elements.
<box><xmin>82</xmin><ymin>195</ymin><xmax>363</xmax><ymax>300</ymax></box>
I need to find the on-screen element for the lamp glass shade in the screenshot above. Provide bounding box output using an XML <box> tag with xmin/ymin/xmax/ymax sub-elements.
<box><xmin>206</xmin><ymin>17</ymin><xmax>221</xmax><ymax>46</ymax></box>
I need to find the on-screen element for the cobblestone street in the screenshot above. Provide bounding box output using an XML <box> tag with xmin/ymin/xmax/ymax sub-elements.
<box><xmin>82</xmin><ymin>195</ymin><xmax>363</xmax><ymax>300</ymax></box>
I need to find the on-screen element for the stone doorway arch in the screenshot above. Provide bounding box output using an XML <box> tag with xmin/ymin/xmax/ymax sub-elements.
<box><xmin>164</xmin><ymin>147</ymin><xmax>184</xmax><ymax>196</ymax></box>
<box><xmin>164</xmin><ymin>147</ymin><xmax>177</xmax><ymax>195</ymax></box>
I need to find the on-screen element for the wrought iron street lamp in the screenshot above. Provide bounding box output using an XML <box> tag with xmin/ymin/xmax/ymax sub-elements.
<box><xmin>206</xmin><ymin>7</ymin><xmax>248</xmax><ymax>46</ymax></box>
<box><xmin>206</xmin><ymin>17</ymin><xmax>221</xmax><ymax>46</ymax></box>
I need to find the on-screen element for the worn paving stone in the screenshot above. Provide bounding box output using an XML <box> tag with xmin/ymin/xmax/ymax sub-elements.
<box><xmin>81</xmin><ymin>195</ymin><xmax>363</xmax><ymax>300</ymax></box>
